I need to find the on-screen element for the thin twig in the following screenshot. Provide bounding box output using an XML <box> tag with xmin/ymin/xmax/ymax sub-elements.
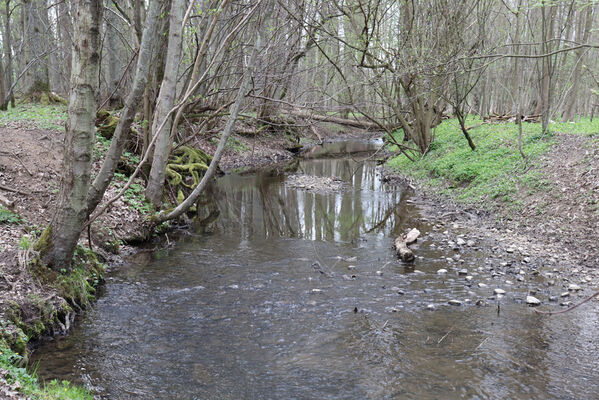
<box><xmin>534</xmin><ymin>290</ymin><xmax>599</xmax><ymax>315</ymax></box>
<box><xmin>438</xmin><ymin>326</ymin><xmax>454</xmax><ymax>344</ymax></box>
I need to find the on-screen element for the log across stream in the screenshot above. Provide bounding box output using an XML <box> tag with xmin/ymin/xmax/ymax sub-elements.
<box><xmin>31</xmin><ymin>139</ymin><xmax>599</xmax><ymax>399</ymax></box>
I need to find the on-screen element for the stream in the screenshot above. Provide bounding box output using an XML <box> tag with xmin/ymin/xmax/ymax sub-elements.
<box><xmin>32</xmin><ymin>140</ymin><xmax>599</xmax><ymax>399</ymax></box>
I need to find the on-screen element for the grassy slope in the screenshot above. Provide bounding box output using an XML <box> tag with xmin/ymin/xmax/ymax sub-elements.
<box><xmin>0</xmin><ymin>103</ymin><xmax>94</xmax><ymax>399</ymax></box>
<box><xmin>386</xmin><ymin>116</ymin><xmax>599</xmax><ymax>209</ymax></box>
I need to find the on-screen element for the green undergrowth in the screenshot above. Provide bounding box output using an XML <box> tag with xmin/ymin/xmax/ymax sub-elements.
<box><xmin>0</xmin><ymin>243</ymin><xmax>104</xmax><ymax>398</ymax></box>
<box><xmin>0</xmin><ymin>347</ymin><xmax>93</xmax><ymax>399</ymax></box>
<box><xmin>0</xmin><ymin>103</ymin><xmax>67</xmax><ymax>131</ymax></box>
<box><xmin>386</xmin><ymin>117</ymin><xmax>599</xmax><ymax>207</ymax></box>
<box><xmin>0</xmin><ymin>205</ymin><xmax>21</xmax><ymax>224</ymax></box>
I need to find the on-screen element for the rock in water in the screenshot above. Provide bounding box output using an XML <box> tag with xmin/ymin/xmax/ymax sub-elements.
<box><xmin>456</xmin><ymin>238</ymin><xmax>466</xmax><ymax>246</ymax></box>
<box><xmin>437</xmin><ymin>269</ymin><xmax>448</xmax><ymax>274</ymax></box>
<box><xmin>568</xmin><ymin>284</ymin><xmax>582</xmax><ymax>291</ymax></box>
<box><xmin>494</xmin><ymin>288</ymin><xmax>506</xmax><ymax>295</ymax></box>
<box><xmin>404</xmin><ymin>228</ymin><xmax>421</xmax><ymax>244</ymax></box>
<box><xmin>526</xmin><ymin>296</ymin><xmax>541</xmax><ymax>306</ymax></box>
<box><xmin>448</xmin><ymin>299</ymin><xmax>462</xmax><ymax>306</ymax></box>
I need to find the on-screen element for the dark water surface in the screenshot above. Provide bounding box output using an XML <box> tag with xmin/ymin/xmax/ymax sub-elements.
<box><xmin>32</xmin><ymin>140</ymin><xmax>599</xmax><ymax>399</ymax></box>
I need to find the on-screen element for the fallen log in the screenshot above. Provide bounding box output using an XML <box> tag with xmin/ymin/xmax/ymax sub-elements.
<box><xmin>290</xmin><ymin>110</ymin><xmax>381</xmax><ymax>130</ymax></box>
<box><xmin>395</xmin><ymin>228</ymin><xmax>420</xmax><ymax>262</ymax></box>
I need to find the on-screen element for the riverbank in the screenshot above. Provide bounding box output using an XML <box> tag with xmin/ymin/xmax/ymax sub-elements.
<box><xmin>383</xmin><ymin>117</ymin><xmax>599</xmax><ymax>294</ymax></box>
<box><xmin>0</xmin><ymin>102</ymin><xmax>369</xmax><ymax>397</ymax></box>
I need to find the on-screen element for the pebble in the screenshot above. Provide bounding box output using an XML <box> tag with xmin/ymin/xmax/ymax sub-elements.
<box><xmin>548</xmin><ymin>296</ymin><xmax>558</xmax><ymax>302</ymax></box>
<box><xmin>347</xmin><ymin>265</ymin><xmax>357</xmax><ymax>270</ymax></box>
<box><xmin>228</xmin><ymin>284</ymin><xmax>239</xmax><ymax>289</ymax></box>
<box><xmin>467</xmin><ymin>240</ymin><xmax>475</xmax><ymax>247</ymax></box>
<box><xmin>478</xmin><ymin>283</ymin><xmax>488</xmax><ymax>288</ymax></box>
<box><xmin>506</xmin><ymin>247</ymin><xmax>515</xmax><ymax>253</ymax></box>
<box><xmin>517</xmin><ymin>275</ymin><xmax>525</xmax><ymax>282</ymax></box>
<box><xmin>311</xmin><ymin>289</ymin><xmax>323</xmax><ymax>293</ymax></box>
<box><xmin>518</xmin><ymin>269</ymin><xmax>526</xmax><ymax>275</ymax></box>
<box><xmin>456</xmin><ymin>238</ymin><xmax>466</xmax><ymax>246</ymax></box>
<box><xmin>448</xmin><ymin>299</ymin><xmax>462</xmax><ymax>306</ymax></box>
<box><xmin>426</xmin><ymin>304</ymin><xmax>436</xmax><ymax>310</ymax></box>
<box><xmin>375</xmin><ymin>270</ymin><xmax>383</xmax><ymax>276</ymax></box>
<box><xmin>342</xmin><ymin>274</ymin><xmax>356</xmax><ymax>280</ymax></box>
<box><xmin>494</xmin><ymin>288</ymin><xmax>506</xmax><ymax>295</ymax></box>
<box><xmin>523</xmin><ymin>257</ymin><xmax>531</xmax><ymax>263</ymax></box>
<box><xmin>458</xmin><ymin>269</ymin><xmax>468</xmax><ymax>275</ymax></box>
<box><xmin>526</xmin><ymin>296</ymin><xmax>541</xmax><ymax>305</ymax></box>
<box><xmin>560</xmin><ymin>292</ymin><xmax>570</xmax><ymax>297</ymax></box>
<box><xmin>475</xmin><ymin>299</ymin><xmax>488</xmax><ymax>307</ymax></box>
<box><xmin>465</xmin><ymin>276</ymin><xmax>473</xmax><ymax>282</ymax></box>
<box><xmin>568</xmin><ymin>284</ymin><xmax>582</xmax><ymax>291</ymax></box>
<box><xmin>437</xmin><ymin>269</ymin><xmax>448</xmax><ymax>274</ymax></box>
<box><xmin>560</xmin><ymin>301</ymin><xmax>572</xmax><ymax>307</ymax></box>
<box><xmin>505</xmin><ymin>280</ymin><xmax>513</xmax><ymax>285</ymax></box>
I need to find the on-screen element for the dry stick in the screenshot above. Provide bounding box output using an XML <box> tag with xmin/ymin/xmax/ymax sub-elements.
<box><xmin>84</xmin><ymin>1</ymin><xmax>261</xmax><ymax>229</ymax></box>
<box><xmin>438</xmin><ymin>326</ymin><xmax>454</xmax><ymax>344</ymax></box>
<box><xmin>534</xmin><ymin>290</ymin><xmax>599</xmax><ymax>315</ymax></box>
<box><xmin>0</xmin><ymin>184</ymin><xmax>30</xmax><ymax>195</ymax></box>
<box><xmin>11</xmin><ymin>152</ymin><xmax>33</xmax><ymax>176</ymax></box>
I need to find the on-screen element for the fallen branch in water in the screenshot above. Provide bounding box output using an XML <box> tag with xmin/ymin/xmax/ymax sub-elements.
<box><xmin>395</xmin><ymin>228</ymin><xmax>420</xmax><ymax>262</ymax></box>
<box><xmin>534</xmin><ymin>289</ymin><xmax>599</xmax><ymax>315</ymax></box>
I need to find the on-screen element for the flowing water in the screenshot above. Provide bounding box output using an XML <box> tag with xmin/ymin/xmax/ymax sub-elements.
<box><xmin>33</xmin><ymin>140</ymin><xmax>599</xmax><ymax>399</ymax></box>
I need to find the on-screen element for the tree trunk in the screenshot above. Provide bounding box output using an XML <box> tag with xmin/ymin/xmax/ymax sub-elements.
<box><xmin>42</xmin><ymin>0</ymin><xmax>103</xmax><ymax>271</ymax></box>
<box><xmin>86</xmin><ymin>0</ymin><xmax>162</xmax><ymax>215</ymax></box>
<box><xmin>22</xmin><ymin>0</ymin><xmax>50</xmax><ymax>95</ymax></box>
<box><xmin>155</xmin><ymin>3</ymin><xmax>266</xmax><ymax>223</ymax></box>
<box><xmin>1</xmin><ymin>0</ymin><xmax>15</xmax><ymax>109</ymax></box>
<box><xmin>145</xmin><ymin>0</ymin><xmax>185</xmax><ymax>206</ymax></box>
<box><xmin>105</xmin><ymin>7</ymin><xmax>123</xmax><ymax>108</ymax></box>
<box><xmin>562</xmin><ymin>5</ymin><xmax>593</xmax><ymax>122</ymax></box>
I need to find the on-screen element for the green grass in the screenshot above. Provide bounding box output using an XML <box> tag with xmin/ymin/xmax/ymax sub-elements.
<box><xmin>386</xmin><ymin>116</ymin><xmax>599</xmax><ymax>206</ymax></box>
<box><xmin>0</xmin><ymin>205</ymin><xmax>21</xmax><ymax>224</ymax></box>
<box><xmin>0</xmin><ymin>347</ymin><xmax>93</xmax><ymax>399</ymax></box>
<box><xmin>0</xmin><ymin>103</ymin><xmax>67</xmax><ymax>131</ymax></box>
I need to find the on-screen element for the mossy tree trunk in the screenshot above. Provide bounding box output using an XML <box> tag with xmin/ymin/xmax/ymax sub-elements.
<box><xmin>42</xmin><ymin>0</ymin><xmax>103</xmax><ymax>271</ymax></box>
<box><xmin>145</xmin><ymin>0</ymin><xmax>185</xmax><ymax>206</ymax></box>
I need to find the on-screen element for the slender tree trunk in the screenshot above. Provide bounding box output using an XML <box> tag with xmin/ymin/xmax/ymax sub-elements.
<box><xmin>56</xmin><ymin>0</ymin><xmax>72</xmax><ymax>94</ymax></box>
<box><xmin>42</xmin><ymin>0</ymin><xmax>103</xmax><ymax>271</ymax></box>
<box><xmin>105</xmin><ymin>7</ymin><xmax>123</xmax><ymax>108</ymax></box>
<box><xmin>145</xmin><ymin>0</ymin><xmax>185</xmax><ymax>206</ymax></box>
<box><xmin>22</xmin><ymin>0</ymin><xmax>50</xmax><ymax>95</ymax></box>
<box><xmin>2</xmin><ymin>0</ymin><xmax>14</xmax><ymax>109</ymax></box>
<box><xmin>562</xmin><ymin>5</ymin><xmax>593</xmax><ymax>122</ymax></box>
<box><xmin>156</xmin><ymin>5</ymin><xmax>266</xmax><ymax>223</ymax></box>
<box><xmin>86</xmin><ymin>0</ymin><xmax>162</xmax><ymax>215</ymax></box>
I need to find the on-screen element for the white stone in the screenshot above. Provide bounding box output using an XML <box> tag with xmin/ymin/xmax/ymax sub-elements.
<box><xmin>526</xmin><ymin>296</ymin><xmax>541</xmax><ymax>305</ymax></box>
<box><xmin>494</xmin><ymin>288</ymin><xmax>506</xmax><ymax>295</ymax></box>
<box><xmin>568</xmin><ymin>284</ymin><xmax>582</xmax><ymax>291</ymax></box>
<box><xmin>478</xmin><ymin>283</ymin><xmax>488</xmax><ymax>288</ymax></box>
<box><xmin>437</xmin><ymin>269</ymin><xmax>448</xmax><ymax>274</ymax></box>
